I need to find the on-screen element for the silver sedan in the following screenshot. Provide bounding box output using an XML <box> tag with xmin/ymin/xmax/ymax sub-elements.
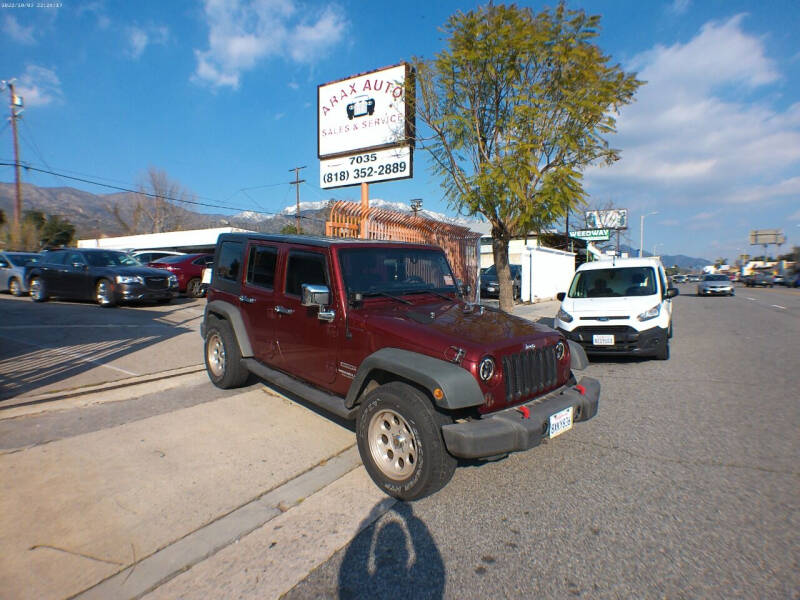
<box><xmin>697</xmin><ymin>274</ymin><xmax>734</xmax><ymax>296</ymax></box>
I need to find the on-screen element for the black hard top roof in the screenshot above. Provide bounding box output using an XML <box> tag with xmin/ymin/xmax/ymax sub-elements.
<box><xmin>217</xmin><ymin>232</ymin><xmax>440</xmax><ymax>250</ymax></box>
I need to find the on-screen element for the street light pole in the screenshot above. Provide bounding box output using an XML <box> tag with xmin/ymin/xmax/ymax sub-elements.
<box><xmin>640</xmin><ymin>211</ymin><xmax>658</xmax><ymax>257</ymax></box>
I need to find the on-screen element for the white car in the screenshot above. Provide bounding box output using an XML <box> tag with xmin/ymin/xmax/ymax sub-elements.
<box><xmin>131</xmin><ymin>250</ymin><xmax>185</xmax><ymax>264</ymax></box>
<box><xmin>554</xmin><ymin>257</ymin><xmax>678</xmax><ymax>360</ymax></box>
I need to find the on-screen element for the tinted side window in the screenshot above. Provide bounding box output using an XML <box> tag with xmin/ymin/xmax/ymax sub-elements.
<box><xmin>285</xmin><ymin>251</ymin><xmax>327</xmax><ymax>296</ymax></box>
<box><xmin>246</xmin><ymin>245</ymin><xmax>277</xmax><ymax>289</ymax></box>
<box><xmin>216</xmin><ymin>242</ymin><xmax>243</xmax><ymax>282</ymax></box>
<box><xmin>43</xmin><ymin>251</ymin><xmax>66</xmax><ymax>265</ymax></box>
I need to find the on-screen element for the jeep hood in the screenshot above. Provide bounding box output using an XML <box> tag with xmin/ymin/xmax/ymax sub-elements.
<box><xmin>361</xmin><ymin>301</ymin><xmax>559</xmax><ymax>360</ymax></box>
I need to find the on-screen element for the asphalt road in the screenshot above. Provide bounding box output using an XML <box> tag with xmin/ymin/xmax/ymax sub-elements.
<box><xmin>285</xmin><ymin>284</ymin><xmax>800</xmax><ymax>599</ymax></box>
<box><xmin>1</xmin><ymin>284</ymin><xmax>798</xmax><ymax>598</ymax></box>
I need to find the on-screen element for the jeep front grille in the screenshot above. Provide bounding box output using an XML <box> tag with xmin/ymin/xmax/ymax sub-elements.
<box><xmin>502</xmin><ymin>345</ymin><xmax>558</xmax><ymax>402</ymax></box>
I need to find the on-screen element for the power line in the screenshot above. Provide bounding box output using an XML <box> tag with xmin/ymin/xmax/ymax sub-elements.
<box><xmin>0</xmin><ymin>161</ymin><xmax>319</xmax><ymax>221</ymax></box>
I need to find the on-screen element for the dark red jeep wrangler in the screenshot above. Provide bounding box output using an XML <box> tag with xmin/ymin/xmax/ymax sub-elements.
<box><xmin>202</xmin><ymin>233</ymin><xmax>600</xmax><ymax>500</ymax></box>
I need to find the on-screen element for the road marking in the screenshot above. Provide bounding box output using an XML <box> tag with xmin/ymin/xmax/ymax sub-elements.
<box><xmin>746</xmin><ymin>297</ymin><xmax>757</xmax><ymax>301</ymax></box>
<box><xmin>0</xmin><ymin>334</ymin><xmax>138</xmax><ymax>376</ymax></box>
<box><xmin>770</xmin><ymin>304</ymin><xmax>786</xmax><ymax>310</ymax></box>
<box><xmin>0</xmin><ymin>324</ymin><xmax>173</xmax><ymax>330</ymax></box>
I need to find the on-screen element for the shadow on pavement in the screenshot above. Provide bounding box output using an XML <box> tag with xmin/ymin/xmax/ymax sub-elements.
<box><xmin>0</xmin><ymin>296</ymin><xmax>196</xmax><ymax>400</ymax></box>
<box><xmin>337</xmin><ymin>502</ymin><xmax>445</xmax><ymax>600</ymax></box>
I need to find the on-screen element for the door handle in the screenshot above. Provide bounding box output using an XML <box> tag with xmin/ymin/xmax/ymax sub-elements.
<box><xmin>275</xmin><ymin>305</ymin><xmax>294</xmax><ymax>315</ymax></box>
<box><xmin>239</xmin><ymin>295</ymin><xmax>256</xmax><ymax>304</ymax></box>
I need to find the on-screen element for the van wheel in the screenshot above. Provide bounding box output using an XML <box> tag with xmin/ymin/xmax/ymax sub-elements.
<box><xmin>655</xmin><ymin>338</ymin><xmax>670</xmax><ymax>360</ymax></box>
<box><xmin>357</xmin><ymin>382</ymin><xmax>457</xmax><ymax>501</ymax></box>
<box><xmin>205</xmin><ymin>316</ymin><xmax>249</xmax><ymax>389</ymax></box>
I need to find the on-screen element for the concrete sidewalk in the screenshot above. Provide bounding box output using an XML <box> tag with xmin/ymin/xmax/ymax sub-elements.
<box><xmin>0</xmin><ymin>386</ymin><xmax>390</xmax><ymax>600</ymax></box>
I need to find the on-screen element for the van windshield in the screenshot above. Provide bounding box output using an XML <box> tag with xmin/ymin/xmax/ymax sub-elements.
<box><xmin>568</xmin><ymin>266</ymin><xmax>657</xmax><ymax>298</ymax></box>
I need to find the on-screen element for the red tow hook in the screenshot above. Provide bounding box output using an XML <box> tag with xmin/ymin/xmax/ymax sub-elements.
<box><xmin>575</xmin><ymin>384</ymin><xmax>586</xmax><ymax>395</ymax></box>
<box><xmin>516</xmin><ymin>405</ymin><xmax>530</xmax><ymax>419</ymax></box>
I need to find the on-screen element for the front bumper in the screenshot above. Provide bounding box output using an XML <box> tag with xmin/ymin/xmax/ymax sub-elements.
<box><xmin>441</xmin><ymin>377</ymin><xmax>599</xmax><ymax>459</ymax></box>
<box><xmin>558</xmin><ymin>325</ymin><xmax>667</xmax><ymax>356</ymax></box>
<box><xmin>117</xmin><ymin>282</ymin><xmax>178</xmax><ymax>302</ymax></box>
<box><xmin>698</xmin><ymin>287</ymin><xmax>733</xmax><ymax>295</ymax></box>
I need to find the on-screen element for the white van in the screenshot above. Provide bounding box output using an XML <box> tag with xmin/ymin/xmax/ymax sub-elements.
<box><xmin>554</xmin><ymin>257</ymin><xmax>678</xmax><ymax>360</ymax></box>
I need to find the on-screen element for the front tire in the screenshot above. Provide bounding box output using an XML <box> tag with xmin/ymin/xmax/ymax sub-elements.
<box><xmin>95</xmin><ymin>278</ymin><xmax>117</xmax><ymax>307</ymax></box>
<box><xmin>30</xmin><ymin>277</ymin><xmax>48</xmax><ymax>302</ymax></box>
<box><xmin>9</xmin><ymin>277</ymin><xmax>22</xmax><ymax>296</ymax></box>
<box><xmin>205</xmin><ymin>316</ymin><xmax>249</xmax><ymax>389</ymax></box>
<box><xmin>655</xmin><ymin>337</ymin><xmax>670</xmax><ymax>360</ymax></box>
<box><xmin>356</xmin><ymin>382</ymin><xmax>457</xmax><ymax>501</ymax></box>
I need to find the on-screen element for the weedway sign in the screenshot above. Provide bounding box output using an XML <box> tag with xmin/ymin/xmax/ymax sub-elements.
<box><xmin>570</xmin><ymin>229</ymin><xmax>611</xmax><ymax>241</ymax></box>
<box><xmin>317</xmin><ymin>63</ymin><xmax>414</xmax><ymax>159</ymax></box>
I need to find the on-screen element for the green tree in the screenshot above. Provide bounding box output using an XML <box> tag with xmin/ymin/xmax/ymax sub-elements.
<box><xmin>40</xmin><ymin>214</ymin><xmax>76</xmax><ymax>247</ymax></box>
<box><xmin>280</xmin><ymin>224</ymin><xmax>305</xmax><ymax>235</ymax></box>
<box><xmin>414</xmin><ymin>2</ymin><xmax>642</xmax><ymax>310</ymax></box>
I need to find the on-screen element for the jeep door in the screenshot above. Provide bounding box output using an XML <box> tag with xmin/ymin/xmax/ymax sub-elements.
<box><xmin>240</xmin><ymin>242</ymin><xmax>279</xmax><ymax>364</ymax></box>
<box><xmin>272</xmin><ymin>248</ymin><xmax>338</xmax><ymax>387</ymax></box>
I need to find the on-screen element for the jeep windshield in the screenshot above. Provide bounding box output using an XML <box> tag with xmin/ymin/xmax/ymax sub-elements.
<box><xmin>339</xmin><ymin>248</ymin><xmax>458</xmax><ymax>297</ymax></box>
<box><xmin>568</xmin><ymin>266</ymin><xmax>657</xmax><ymax>298</ymax></box>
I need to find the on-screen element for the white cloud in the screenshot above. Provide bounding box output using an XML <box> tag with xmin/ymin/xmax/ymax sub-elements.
<box><xmin>77</xmin><ymin>1</ymin><xmax>111</xmax><ymax>30</ymax></box>
<box><xmin>3</xmin><ymin>15</ymin><xmax>36</xmax><ymax>44</ymax></box>
<box><xmin>668</xmin><ymin>0</ymin><xmax>691</xmax><ymax>16</ymax></box>
<box><xmin>15</xmin><ymin>65</ymin><xmax>63</xmax><ymax>107</ymax></box>
<box><xmin>126</xmin><ymin>24</ymin><xmax>170</xmax><ymax>59</ymax></box>
<box><xmin>588</xmin><ymin>15</ymin><xmax>800</xmax><ymax>206</ymax></box>
<box><xmin>193</xmin><ymin>0</ymin><xmax>348</xmax><ymax>89</ymax></box>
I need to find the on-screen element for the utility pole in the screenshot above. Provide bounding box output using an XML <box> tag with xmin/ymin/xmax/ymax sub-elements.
<box><xmin>2</xmin><ymin>80</ymin><xmax>24</xmax><ymax>236</ymax></box>
<box><xmin>289</xmin><ymin>166</ymin><xmax>306</xmax><ymax>234</ymax></box>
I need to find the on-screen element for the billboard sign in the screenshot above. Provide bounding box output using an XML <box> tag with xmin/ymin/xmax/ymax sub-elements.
<box><xmin>320</xmin><ymin>146</ymin><xmax>412</xmax><ymax>189</ymax></box>
<box><xmin>570</xmin><ymin>228</ymin><xmax>611</xmax><ymax>241</ymax></box>
<box><xmin>585</xmin><ymin>209</ymin><xmax>628</xmax><ymax>230</ymax></box>
<box><xmin>749</xmin><ymin>229</ymin><xmax>785</xmax><ymax>245</ymax></box>
<box><xmin>318</xmin><ymin>63</ymin><xmax>414</xmax><ymax>159</ymax></box>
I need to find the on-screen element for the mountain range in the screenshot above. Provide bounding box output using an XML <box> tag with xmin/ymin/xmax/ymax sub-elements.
<box><xmin>0</xmin><ymin>182</ymin><xmax>710</xmax><ymax>269</ymax></box>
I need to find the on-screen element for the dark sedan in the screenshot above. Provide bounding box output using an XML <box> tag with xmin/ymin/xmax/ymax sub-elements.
<box><xmin>480</xmin><ymin>264</ymin><xmax>522</xmax><ymax>300</ymax></box>
<box><xmin>26</xmin><ymin>248</ymin><xmax>178</xmax><ymax>307</ymax></box>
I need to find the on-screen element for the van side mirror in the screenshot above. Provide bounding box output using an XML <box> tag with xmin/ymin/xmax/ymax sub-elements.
<box><xmin>557</xmin><ymin>292</ymin><xmax>566</xmax><ymax>302</ymax></box>
<box><xmin>665</xmin><ymin>287</ymin><xmax>679</xmax><ymax>299</ymax></box>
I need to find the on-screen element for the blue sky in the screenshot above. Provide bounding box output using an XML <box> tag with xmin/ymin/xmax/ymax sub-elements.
<box><xmin>1</xmin><ymin>0</ymin><xmax>798</xmax><ymax>261</ymax></box>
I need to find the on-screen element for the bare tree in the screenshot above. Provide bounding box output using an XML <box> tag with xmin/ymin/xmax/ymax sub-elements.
<box><xmin>135</xmin><ymin>167</ymin><xmax>195</xmax><ymax>233</ymax></box>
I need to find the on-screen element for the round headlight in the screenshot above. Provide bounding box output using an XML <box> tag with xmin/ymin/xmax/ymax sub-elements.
<box><xmin>478</xmin><ymin>356</ymin><xmax>495</xmax><ymax>381</ymax></box>
<box><xmin>555</xmin><ymin>341</ymin><xmax>566</xmax><ymax>360</ymax></box>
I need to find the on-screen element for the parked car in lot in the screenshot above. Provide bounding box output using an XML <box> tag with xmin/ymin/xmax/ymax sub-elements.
<box><xmin>148</xmin><ymin>253</ymin><xmax>213</xmax><ymax>297</ymax></box>
<box><xmin>130</xmin><ymin>249</ymin><xmax>185</xmax><ymax>264</ymax></box>
<box><xmin>480</xmin><ymin>264</ymin><xmax>522</xmax><ymax>300</ymax></box>
<box><xmin>743</xmin><ymin>272</ymin><xmax>774</xmax><ymax>287</ymax></box>
<box><xmin>0</xmin><ymin>251</ymin><xmax>40</xmax><ymax>296</ymax></box>
<box><xmin>697</xmin><ymin>274</ymin><xmax>734</xmax><ymax>296</ymax></box>
<box><xmin>26</xmin><ymin>248</ymin><xmax>178</xmax><ymax>306</ymax></box>
<box><xmin>202</xmin><ymin>233</ymin><xmax>600</xmax><ymax>500</ymax></box>
<box><xmin>671</xmin><ymin>274</ymin><xmax>687</xmax><ymax>284</ymax></box>
<box><xmin>554</xmin><ymin>257</ymin><xmax>678</xmax><ymax>360</ymax></box>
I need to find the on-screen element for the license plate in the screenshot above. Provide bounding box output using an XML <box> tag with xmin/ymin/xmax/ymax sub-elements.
<box><xmin>549</xmin><ymin>407</ymin><xmax>573</xmax><ymax>439</ymax></box>
<box><xmin>592</xmin><ymin>334</ymin><xmax>614</xmax><ymax>345</ymax></box>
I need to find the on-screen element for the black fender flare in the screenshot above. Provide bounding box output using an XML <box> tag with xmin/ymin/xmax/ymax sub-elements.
<box><xmin>345</xmin><ymin>348</ymin><xmax>485</xmax><ymax>411</ymax></box>
<box><xmin>204</xmin><ymin>300</ymin><xmax>254</xmax><ymax>357</ymax></box>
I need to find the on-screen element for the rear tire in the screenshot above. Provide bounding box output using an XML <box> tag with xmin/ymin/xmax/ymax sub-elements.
<box><xmin>187</xmin><ymin>278</ymin><xmax>203</xmax><ymax>298</ymax></box>
<box><xmin>9</xmin><ymin>277</ymin><xmax>22</xmax><ymax>296</ymax></box>
<box><xmin>205</xmin><ymin>316</ymin><xmax>249</xmax><ymax>389</ymax></box>
<box><xmin>30</xmin><ymin>277</ymin><xmax>48</xmax><ymax>302</ymax></box>
<box><xmin>356</xmin><ymin>382</ymin><xmax>457</xmax><ymax>501</ymax></box>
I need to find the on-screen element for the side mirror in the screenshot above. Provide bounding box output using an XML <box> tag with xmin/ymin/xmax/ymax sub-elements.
<box><xmin>665</xmin><ymin>287</ymin><xmax>679</xmax><ymax>299</ymax></box>
<box><xmin>301</xmin><ymin>284</ymin><xmax>330</xmax><ymax>307</ymax></box>
<box><xmin>556</xmin><ymin>292</ymin><xmax>566</xmax><ymax>302</ymax></box>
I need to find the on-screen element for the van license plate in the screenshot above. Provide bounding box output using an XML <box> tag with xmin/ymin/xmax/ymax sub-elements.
<box><xmin>592</xmin><ymin>334</ymin><xmax>614</xmax><ymax>345</ymax></box>
<box><xmin>549</xmin><ymin>407</ymin><xmax>573</xmax><ymax>439</ymax></box>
